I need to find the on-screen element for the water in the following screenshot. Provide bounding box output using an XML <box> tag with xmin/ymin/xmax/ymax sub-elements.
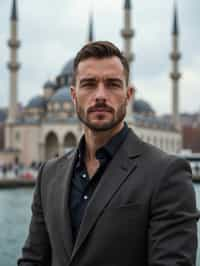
<box><xmin>1</xmin><ymin>185</ymin><xmax>200</xmax><ymax>266</ymax></box>
<box><xmin>0</xmin><ymin>188</ymin><xmax>33</xmax><ymax>266</ymax></box>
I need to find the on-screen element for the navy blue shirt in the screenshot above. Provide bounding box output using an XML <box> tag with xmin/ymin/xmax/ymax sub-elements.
<box><xmin>69</xmin><ymin>123</ymin><xmax>129</xmax><ymax>241</ymax></box>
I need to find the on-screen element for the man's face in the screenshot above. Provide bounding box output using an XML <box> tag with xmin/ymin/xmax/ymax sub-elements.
<box><xmin>71</xmin><ymin>56</ymin><xmax>133</xmax><ymax>132</ymax></box>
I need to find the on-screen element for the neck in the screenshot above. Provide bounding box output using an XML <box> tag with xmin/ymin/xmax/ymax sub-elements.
<box><xmin>84</xmin><ymin>122</ymin><xmax>124</xmax><ymax>161</ymax></box>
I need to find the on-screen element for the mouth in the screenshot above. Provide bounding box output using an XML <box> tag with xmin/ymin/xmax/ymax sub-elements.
<box><xmin>88</xmin><ymin>106</ymin><xmax>113</xmax><ymax>114</ymax></box>
<box><xmin>90</xmin><ymin>108</ymin><xmax>111</xmax><ymax>113</ymax></box>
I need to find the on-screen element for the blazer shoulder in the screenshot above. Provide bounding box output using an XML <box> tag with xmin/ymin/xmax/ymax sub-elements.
<box><xmin>138</xmin><ymin>139</ymin><xmax>191</xmax><ymax>176</ymax></box>
<box><xmin>126</xmin><ymin>129</ymin><xmax>189</xmax><ymax>171</ymax></box>
<box><xmin>142</xmin><ymin>140</ymin><xmax>176</xmax><ymax>162</ymax></box>
<box><xmin>37</xmin><ymin>148</ymin><xmax>76</xmax><ymax>185</ymax></box>
<box><xmin>44</xmin><ymin>148</ymin><xmax>76</xmax><ymax>170</ymax></box>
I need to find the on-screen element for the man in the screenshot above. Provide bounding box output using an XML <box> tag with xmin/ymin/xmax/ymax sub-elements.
<box><xmin>18</xmin><ymin>41</ymin><xmax>199</xmax><ymax>266</ymax></box>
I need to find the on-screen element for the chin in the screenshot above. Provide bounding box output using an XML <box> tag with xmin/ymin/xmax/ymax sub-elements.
<box><xmin>90</xmin><ymin>119</ymin><xmax>112</xmax><ymax>127</ymax></box>
<box><xmin>87</xmin><ymin>120</ymin><xmax>118</xmax><ymax>132</ymax></box>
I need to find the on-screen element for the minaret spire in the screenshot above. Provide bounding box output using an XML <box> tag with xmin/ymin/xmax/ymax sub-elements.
<box><xmin>170</xmin><ymin>3</ymin><xmax>181</xmax><ymax>130</ymax></box>
<box><xmin>7</xmin><ymin>0</ymin><xmax>21</xmax><ymax>123</ymax></box>
<box><xmin>88</xmin><ymin>11</ymin><xmax>94</xmax><ymax>42</ymax></box>
<box><xmin>11</xmin><ymin>0</ymin><xmax>18</xmax><ymax>21</ymax></box>
<box><xmin>173</xmin><ymin>3</ymin><xmax>179</xmax><ymax>35</ymax></box>
<box><xmin>125</xmin><ymin>0</ymin><xmax>131</xmax><ymax>9</ymax></box>
<box><xmin>121</xmin><ymin>0</ymin><xmax>135</xmax><ymax>121</ymax></box>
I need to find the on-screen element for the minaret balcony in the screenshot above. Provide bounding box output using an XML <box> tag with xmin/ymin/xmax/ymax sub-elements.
<box><xmin>170</xmin><ymin>52</ymin><xmax>181</xmax><ymax>61</ymax></box>
<box><xmin>8</xmin><ymin>39</ymin><xmax>20</xmax><ymax>48</ymax></box>
<box><xmin>125</xmin><ymin>53</ymin><xmax>134</xmax><ymax>62</ymax></box>
<box><xmin>121</xmin><ymin>29</ymin><xmax>134</xmax><ymax>38</ymax></box>
<box><xmin>170</xmin><ymin>72</ymin><xmax>181</xmax><ymax>80</ymax></box>
<box><xmin>7</xmin><ymin>62</ymin><xmax>20</xmax><ymax>71</ymax></box>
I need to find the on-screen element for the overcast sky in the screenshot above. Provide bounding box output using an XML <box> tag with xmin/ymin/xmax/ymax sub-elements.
<box><xmin>0</xmin><ymin>0</ymin><xmax>199</xmax><ymax>115</ymax></box>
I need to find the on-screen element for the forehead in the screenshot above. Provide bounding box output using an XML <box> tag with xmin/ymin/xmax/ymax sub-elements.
<box><xmin>76</xmin><ymin>56</ymin><xmax>125</xmax><ymax>80</ymax></box>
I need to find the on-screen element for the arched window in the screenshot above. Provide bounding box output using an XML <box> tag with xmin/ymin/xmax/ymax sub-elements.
<box><xmin>63</xmin><ymin>132</ymin><xmax>77</xmax><ymax>153</ymax></box>
<box><xmin>45</xmin><ymin>132</ymin><xmax>59</xmax><ymax>160</ymax></box>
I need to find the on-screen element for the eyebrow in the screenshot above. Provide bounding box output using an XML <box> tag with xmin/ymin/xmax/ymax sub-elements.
<box><xmin>79</xmin><ymin>77</ymin><xmax>124</xmax><ymax>84</ymax></box>
<box><xmin>105</xmin><ymin>78</ymin><xmax>123</xmax><ymax>83</ymax></box>
<box><xmin>79</xmin><ymin>78</ymin><xmax>97</xmax><ymax>84</ymax></box>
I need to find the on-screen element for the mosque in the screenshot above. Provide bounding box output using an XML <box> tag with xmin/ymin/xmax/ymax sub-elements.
<box><xmin>1</xmin><ymin>0</ymin><xmax>182</xmax><ymax>165</ymax></box>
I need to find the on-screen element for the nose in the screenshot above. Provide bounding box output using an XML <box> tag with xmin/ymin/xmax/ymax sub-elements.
<box><xmin>95</xmin><ymin>82</ymin><xmax>107</xmax><ymax>101</ymax></box>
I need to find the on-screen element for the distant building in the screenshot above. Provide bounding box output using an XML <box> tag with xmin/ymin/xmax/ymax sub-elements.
<box><xmin>0</xmin><ymin>108</ymin><xmax>7</xmax><ymax>149</ymax></box>
<box><xmin>1</xmin><ymin>0</ymin><xmax>183</xmax><ymax>165</ymax></box>
<box><xmin>180</xmin><ymin>113</ymin><xmax>200</xmax><ymax>153</ymax></box>
<box><xmin>182</xmin><ymin>126</ymin><xmax>200</xmax><ymax>153</ymax></box>
<box><xmin>181</xmin><ymin>113</ymin><xmax>200</xmax><ymax>128</ymax></box>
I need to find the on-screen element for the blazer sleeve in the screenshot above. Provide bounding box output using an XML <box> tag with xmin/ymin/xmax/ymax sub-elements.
<box><xmin>148</xmin><ymin>157</ymin><xmax>200</xmax><ymax>266</ymax></box>
<box><xmin>17</xmin><ymin>163</ymin><xmax>51</xmax><ymax>266</ymax></box>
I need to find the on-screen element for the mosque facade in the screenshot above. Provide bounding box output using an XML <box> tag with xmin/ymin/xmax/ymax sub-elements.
<box><xmin>1</xmin><ymin>0</ymin><xmax>182</xmax><ymax>165</ymax></box>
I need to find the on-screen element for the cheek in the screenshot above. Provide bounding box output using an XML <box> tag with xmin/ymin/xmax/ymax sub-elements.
<box><xmin>112</xmin><ymin>93</ymin><xmax>127</xmax><ymax>104</ymax></box>
<box><xmin>76</xmin><ymin>95</ymin><xmax>91</xmax><ymax>108</ymax></box>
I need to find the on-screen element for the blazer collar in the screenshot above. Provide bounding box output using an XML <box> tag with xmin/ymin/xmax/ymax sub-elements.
<box><xmin>70</xmin><ymin>129</ymin><xmax>145</xmax><ymax>261</ymax></box>
<box><xmin>57</xmin><ymin>150</ymin><xmax>77</xmax><ymax>258</ymax></box>
<box><xmin>124</xmin><ymin>128</ymin><xmax>145</xmax><ymax>158</ymax></box>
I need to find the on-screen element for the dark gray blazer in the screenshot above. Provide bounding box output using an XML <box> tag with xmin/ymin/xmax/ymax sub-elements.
<box><xmin>18</xmin><ymin>129</ymin><xmax>199</xmax><ymax>266</ymax></box>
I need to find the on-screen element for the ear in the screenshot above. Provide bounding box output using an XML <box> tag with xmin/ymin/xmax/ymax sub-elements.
<box><xmin>126</xmin><ymin>85</ymin><xmax>135</xmax><ymax>103</ymax></box>
<box><xmin>70</xmin><ymin>86</ymin><xmax>76</xmax><ymax>105</ymax></box>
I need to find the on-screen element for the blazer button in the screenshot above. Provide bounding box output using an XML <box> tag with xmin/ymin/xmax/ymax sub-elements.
<box><xmin>83</xmin><ymin>195</ymin><xmax>89</xmax><ymax>200</ymax></box>
<box><xmin>82</xmin><ymin>173</ymin><xmax>87</xmax><ymax>179</ymax></box>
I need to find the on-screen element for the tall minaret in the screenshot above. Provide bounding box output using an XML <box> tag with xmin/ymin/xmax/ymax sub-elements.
<box><xmin>170</xmin><ymin>4</ymin><xmax>181</xmax><ymax>130</ymax></box>
<box><xmin>7</xmin><ymin>0</ymin><xmax>20</xmax><ymax>123</ymax></box>
<box><xmin>121</xmin><ymin>0</ymin><xmax>134</xmax><ymax>70</ymax></box>
<box><xmin>121</xmin><ymin>0</ymin><xmax>135</xmax><ymax>121</ymax></box>
<box><xmin>88</xmin><ymin>11</ymin><xmax>94</xmax><ymax>42</ymax></box>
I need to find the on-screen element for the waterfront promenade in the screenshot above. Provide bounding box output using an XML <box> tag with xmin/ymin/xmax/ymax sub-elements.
<box><xmin>1</xmin><ymin>185</ymin><xmax>200</xmax><ymax>266</ymax></box>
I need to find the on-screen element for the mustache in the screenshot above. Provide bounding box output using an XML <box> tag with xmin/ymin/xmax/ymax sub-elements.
<box><xmin>88</xmin><ymin>103</ymin><xmax>114</xmax><ymax>113</ymax></box>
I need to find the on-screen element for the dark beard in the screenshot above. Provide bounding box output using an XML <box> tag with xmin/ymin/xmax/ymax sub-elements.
<box><xmin>76</xmin><ymin>100</ymin><xmax>127</xmax><ymax>132</ymax></box>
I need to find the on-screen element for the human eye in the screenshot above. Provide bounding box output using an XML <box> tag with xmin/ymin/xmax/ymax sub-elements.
<box><xmin>80</xmin><ymin>79</ymin><xmax>96</xmax><ymax>89</ymax></box>
<box><xmin>106</xmin><ymin>79</ymin><xmax>122</xmax><ymax>89</ymax></box>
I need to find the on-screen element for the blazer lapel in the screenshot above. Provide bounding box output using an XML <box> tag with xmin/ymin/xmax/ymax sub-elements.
<box><xmin>57</xmin><ymin>150</ymin><xmax>77</xmax><ymax>258</ymax></box>
<box><xmin>71</xmin><ymin>130</ymin><xmax>144</xmax><ymax>260</ymax></box>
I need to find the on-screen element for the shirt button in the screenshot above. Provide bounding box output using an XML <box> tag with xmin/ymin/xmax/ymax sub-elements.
<box><xmin>83</xmin><ymin>195</ymin><xmax>89</xmax><ymax>200</ymax></box>
<box><xmin>82</xmin><ymin>173</ymin><xmax>87</xmax><ymax>179</ymax></box>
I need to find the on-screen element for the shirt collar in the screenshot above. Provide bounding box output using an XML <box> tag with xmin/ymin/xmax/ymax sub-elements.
<box><xmin>96</xmin><ymin>122</ymin><xmax>128</xmax><ymax>159</ymax></box>
<box><xmin>77</xmin><ymin>122</ymin><xmax>129</xmax><ymax>164</ymax></box>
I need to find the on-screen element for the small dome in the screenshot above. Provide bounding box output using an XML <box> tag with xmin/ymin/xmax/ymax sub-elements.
<box><xmin>60</xmin><ymin>58</ymin><xmax>74</xmax><ymax>77</ymax></box>
<box><xmin>133</xmin><ymin>99</ymin><xmax>155</xmax><ymax>115</ymax></box>
<box><xmin>26</xmin><ymin>95</ymin><xmax>47</xmax><ymax>109</ymax></box>
<box><xmin>43</xmin><ymin>80</ymin><xmax>56</xmax><ymax>89</ymax></box>
<box><xmin>49</xmin><ymin>86</ymin><xmax>72</xmax><ymax>103</ymax></box>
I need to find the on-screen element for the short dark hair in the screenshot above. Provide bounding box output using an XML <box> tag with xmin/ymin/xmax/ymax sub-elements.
<box><xmin>72</xmin><ymin>41</ymin><xmax>130</xmax><ymax>85</ymax></box>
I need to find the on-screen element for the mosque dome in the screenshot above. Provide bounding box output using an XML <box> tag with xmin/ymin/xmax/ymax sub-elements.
<box><xmin>43</xmin><ymin>80</ymin><xmax>56</xmax><ymax>89</ymax></box>
<box><xmin>133</xmin><ymin>99</ymin><xmax>155</xmax><ymax>115</ymax></box>
<box><xmin>26</xmin><ymin>95</ymin><xmax>47</xmax><ymax>109</ymax></box>
<box><xmin>49</xmin><ymin>86</ymin><xmax>72</xmax><ymax>103</ymax></box>
<box><xmin>60</xmin><ymin>58</ymin><xmax>74</xmax><ymax>77</ymax></box>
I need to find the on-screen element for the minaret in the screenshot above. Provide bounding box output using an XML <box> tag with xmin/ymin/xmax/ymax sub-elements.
<box><xmin>7</xmin><ymin>0</ymin><xmax>20</xmax><ymax>123</ymax></box>
<box><xmin>121</xmin><ymin>0</ymin><xmax>134</xmax><ymax>72</ymax></box>
<box><xmin>121</xmin><ymin>0</ymin><xmax>135</xmax><ymax>121</ymax></box>
<box><xmin>88</xmin><ymin>11</ymin><xmax>94</xmax><ymax>42</ymax></box>
<box><xmin>170</xmin><ymin>4</ymin><xmax>181</xmax><ymax>130</ymax></box>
